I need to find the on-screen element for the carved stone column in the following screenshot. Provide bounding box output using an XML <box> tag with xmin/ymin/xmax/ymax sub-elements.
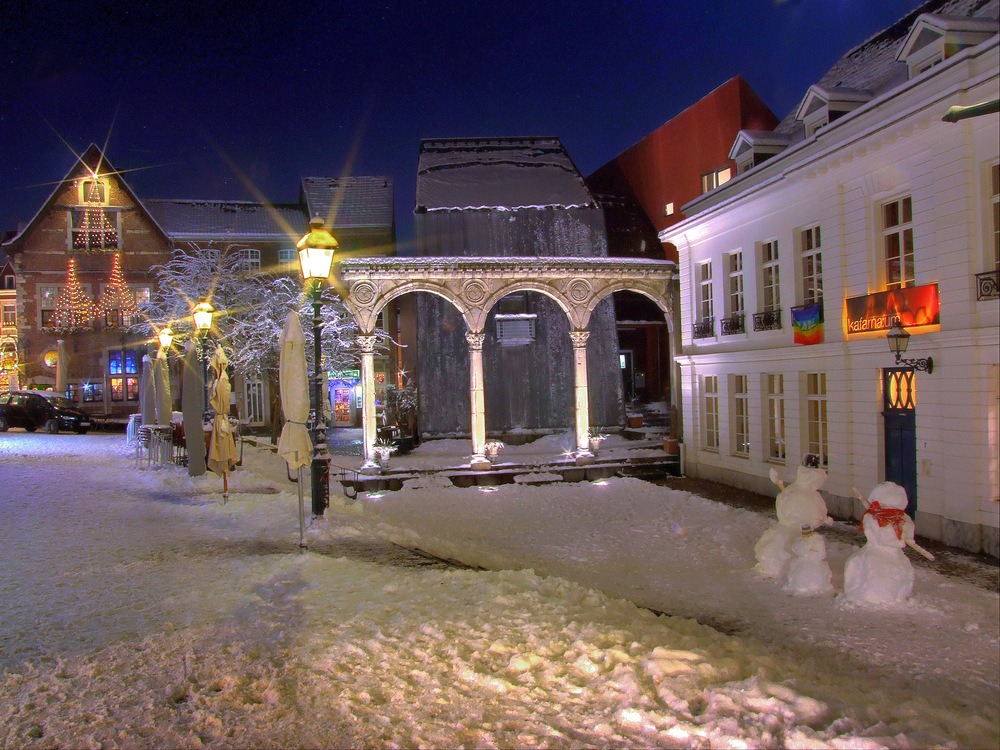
<box><xmin>570</xmin><ymin>330</ymin><xmax>594</xmax><ymax>465</ymax></box>
<box><xmin>357</xmin><ymin>334</ymin><xmax>379</xmax><ymax>471</ymax></box>
<box><xmin>465</xmin><ymin>331</ymin><xmax>491</xmax><ymax>470</ymax></box>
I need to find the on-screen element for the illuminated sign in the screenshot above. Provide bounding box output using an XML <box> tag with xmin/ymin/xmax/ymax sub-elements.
<box><xmin>43</xmin><ymin>350</ymin><xmax>59</xmax><ymax>368</ymax></box>
<box><xmin>845</xmin><ymin>283</ymin><xmax>939</xmax><ymax>334</ymax></box>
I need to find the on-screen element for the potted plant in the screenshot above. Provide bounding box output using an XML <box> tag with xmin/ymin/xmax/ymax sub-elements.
<box><xmin>373</xmin><ymin>437</ymin><xmax>397</xmax><ymax>469</ymax></box>
<box><xmin>663</xmin><ymin>404</ymin><xmax>680</xmax><ymax>455</ymax></box>
<box><xmin>484</xmin><ymin>440</ymin><xmax>505</xmax><ymax>463</ymax></box>
<box><xmin>588</xmin><ymin>426</ymin><xmax>605</xmax><ymax>455</ymax></box>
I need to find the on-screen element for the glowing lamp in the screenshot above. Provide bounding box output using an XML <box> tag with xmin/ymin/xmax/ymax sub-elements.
<box><xmin>192</xmin><ymin>302</ymin><xmax>214</xmax><ymax>333</ymax></box>
<box><xmin>158</xmin><ymin>327</ymin><xmax>174</xmax><ymax>349</ymax></box>
<box><xmin>886</xmin><ymin>321</ymin><xmax>933</xmax><ymax>373</ymax></box>
<box><xmin>297</xmin><ymin>217</ymin><xmax>338</xmax><ymax>280</ymax></box>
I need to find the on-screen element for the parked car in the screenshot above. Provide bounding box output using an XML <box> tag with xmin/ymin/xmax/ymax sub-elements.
<box><xmin>0</xmin><ymin>390</ymin><xmax>92</xmax><ymax>434</ymax></box>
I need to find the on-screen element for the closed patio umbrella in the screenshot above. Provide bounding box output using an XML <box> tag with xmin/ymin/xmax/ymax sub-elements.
<box><xmin>153</xmin><ymin>349</ymin><xmax>172</xmax><ymax>424</ymax></box>
<box><xmin>277</xmin><ymin>312</ymin><xmax>312</xmax><ymax>547</ymax></box>
<box><xmin>207</xmin><ymin>345</ymin><xmax>238</xmax><ymax>501</ymax></box>
<box><xmin>182</xmin><ymin>340</ymin><xmax>206</xmax><ymax>477</ymax></box>
<box><xmin>140</xmin><ymin>354</ymin><xmax>155</xmax><ymax>425</ymax></box>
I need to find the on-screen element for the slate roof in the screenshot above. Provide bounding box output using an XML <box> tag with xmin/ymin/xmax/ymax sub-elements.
<box><xmin>144</xmin><ymin>200</ymin><xmax>308</xmax><ymax>243</ymax></box>
<box><xmin>415</xmin><ymin>137</ymin><xmax>596</xmax><ymax>211</ymax></box>
<box><xmin>775</xmin><ymin>0</ymin><xmax>999</xmax><ymax>135</ymax></box>
<box><xmin>300</xmin><ymin>176</ymin><xmax>394</xmax><ymax>229</ymax></box>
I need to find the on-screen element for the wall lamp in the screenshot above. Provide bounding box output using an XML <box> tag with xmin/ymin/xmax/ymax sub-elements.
<box><xmin>886</xmin><ymin>321</ymin><xmax>933</xmax><ymax>373</ymax></box>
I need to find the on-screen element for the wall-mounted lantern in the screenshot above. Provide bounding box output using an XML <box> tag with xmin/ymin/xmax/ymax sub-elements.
<box><xmin>886</xmin><ymin>321</ymin><xmax>933</xmax><ymax>373</ymax></box>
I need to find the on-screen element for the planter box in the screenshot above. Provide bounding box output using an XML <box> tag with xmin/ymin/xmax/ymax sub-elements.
<box><xmin>627</xmin><ymin>416</ymin><xmax>643</xmax><ymax>428</ymax></box>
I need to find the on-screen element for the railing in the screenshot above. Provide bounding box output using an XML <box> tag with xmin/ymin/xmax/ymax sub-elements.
<box><xmin>692</xmin><ymin>317</ymin><xmax>714</xmax><ymax>339</ymax></box>
<box><xmin>752</xmin><ymin>308</ymin><xmax>782</xmax><ymax>331</ymax></box>
<box><xmin>976</xmin><ymin>269</ymin><xmax>999</xmax><ymax>300</ymax></box>
<box><xmin>720</xmin><ymin>313</ymin><xmax>745</xmax><ymax>335</ymax></box>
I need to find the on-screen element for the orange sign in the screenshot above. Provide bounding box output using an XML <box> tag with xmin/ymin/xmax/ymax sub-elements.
<box><xmin>845</xmin><ymin>283</ymin><xmax>939</xmax><ymax>334</ymax></box>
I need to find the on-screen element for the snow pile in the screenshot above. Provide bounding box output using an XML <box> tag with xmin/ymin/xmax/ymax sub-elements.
<box><xmin>0</xmin><ymin>434</ymin><xmax>996</xmax><ymax>748</ymax></box>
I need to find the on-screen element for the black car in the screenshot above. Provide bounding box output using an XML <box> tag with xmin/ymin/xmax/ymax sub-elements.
<box><xmin>0</xmin><ymin>390</ymin><xmax>92</xmax><ymax>434</ymax></box>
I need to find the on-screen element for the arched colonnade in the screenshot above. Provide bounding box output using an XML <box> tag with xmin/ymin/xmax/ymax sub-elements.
<box><xmin>336</xmin><ymin>256</ymin><xmax>676</xmax><ymax>469</ymax></box>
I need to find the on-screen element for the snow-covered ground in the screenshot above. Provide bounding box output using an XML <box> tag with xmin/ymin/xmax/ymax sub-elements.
<box><xmin>0</xmin><ymin>431</ymin><xmax>996</xmax><ymax>749</ymax></box>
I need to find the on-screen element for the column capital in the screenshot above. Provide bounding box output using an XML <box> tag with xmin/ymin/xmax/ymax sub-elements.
<box><xmin>465</xmin><ymin>331</ymin><xmax>486</xmax><ymax>350</ymax></box>
<box><xmin>569</xmin><ymin>330</ymin><xmax>590</xmax><ymax>348</ymax></box>
<box><xmin>356</xmin><ymin>334</ymin><xmax>378</xmax><ymax>353</ymax></box>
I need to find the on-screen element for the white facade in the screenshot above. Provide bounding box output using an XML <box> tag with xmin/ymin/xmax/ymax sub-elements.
<box><xmin>662</xmin><ymin>21</ymin><xmax>999</xmax><ymax>556</ymax></box>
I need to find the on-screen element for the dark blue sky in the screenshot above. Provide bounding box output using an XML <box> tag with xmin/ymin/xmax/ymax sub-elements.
<box><xmin>1</xmin><ymin>0</ymin><xmax>924</xmax><ymax>249</ymax></box>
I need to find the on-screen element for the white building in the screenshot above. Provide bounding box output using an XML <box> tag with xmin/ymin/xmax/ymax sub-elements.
<box><xmin>661</xmin><ymin>0</ymin><xmax>999</xmax><ymax>556</ymax></box>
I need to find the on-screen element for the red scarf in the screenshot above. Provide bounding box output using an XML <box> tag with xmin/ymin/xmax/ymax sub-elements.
<box><xmin>862</xmin><ymin>501</ymin><xmax>907</xmax><ymax>540</ymax></box>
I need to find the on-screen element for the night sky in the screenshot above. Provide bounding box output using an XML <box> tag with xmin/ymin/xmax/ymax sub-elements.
<box><xmin>2</xmin><ymin>0</ymin><xmax>925</xmax><ymax>249</ymax></box>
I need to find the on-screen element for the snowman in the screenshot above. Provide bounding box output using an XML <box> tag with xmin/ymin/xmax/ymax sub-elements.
<box><xmin>843</xmin><ymin>482</ymin><xmax>929</xmax><ymax>605</ymax></box>
<box><xmin>784</xmin><ymin>524</ymin><xmax>834</xmax><ymax>595</ymax></box>
<box><xmin>754</xmin><ymin>457</ymin><xmax>833</xmax><ymax>581</ymax></box>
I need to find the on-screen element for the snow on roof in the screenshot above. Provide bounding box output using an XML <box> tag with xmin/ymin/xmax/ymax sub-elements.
<box><xmin>300</xmin><ymin>176</ymin><xmax>394</xmax><ymax>229</ymax></box>
<box><xmin>143</xmin><ymin>200</ymin><xmax>308</xmax><ymax>243</ymax></box>
<box><xmin>415</xmin><ymin>137</ymin><xmax>596</xmax><ymax>212</ymax></box>
<box><xmin>775</xmin><ymin>0</ymin><xmax>999</xmax><ymax>135</ymax></box>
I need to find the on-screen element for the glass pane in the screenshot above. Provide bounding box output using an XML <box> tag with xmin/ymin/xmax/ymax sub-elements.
<box><xmin>902</xmin><ymin>196</ymin><xmax>912</xmax><ymax>223</ymax></box>
<box><xmin>884</xmin><ymin>202</ymin><xmax>899</xmax><ymax>228</ymax></box>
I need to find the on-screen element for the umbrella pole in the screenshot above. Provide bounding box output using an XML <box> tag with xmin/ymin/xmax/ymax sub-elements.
<box><xmin>297</xmin><ymin>466</ymin><xmax>307</xmax><ymax>549</ymax></box>
<box><xmin>223</xmin><ymin>471</ymin><xmax>228</xmax><ymax>504</ymax></box>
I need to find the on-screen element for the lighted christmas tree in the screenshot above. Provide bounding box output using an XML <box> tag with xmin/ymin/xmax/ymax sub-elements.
<box><xmin>52</xmin><ymin>259</ymin><xmax>97</xmax><ymax>331</ymax></box>
<box><xmin>97</xmin><ymin>253</ymin><xmax>138</xmax><ymax>325</ymax></box>
<box><xmin>72</xmin><ymin>179</ymin><xmax>118</xmax><ymax>251</ymax></box>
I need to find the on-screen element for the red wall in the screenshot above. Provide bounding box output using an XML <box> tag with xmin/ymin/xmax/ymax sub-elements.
<box><xmin>590</xmin><ymin>76</ymin><xmax>778</xmax><ymax>263</ymax></box>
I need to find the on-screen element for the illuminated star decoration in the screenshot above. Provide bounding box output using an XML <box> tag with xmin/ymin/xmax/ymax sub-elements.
<box><xmin>52</xmin><ymin>258</ymin><xmax>97</xmax><ymax>331</ymax></box>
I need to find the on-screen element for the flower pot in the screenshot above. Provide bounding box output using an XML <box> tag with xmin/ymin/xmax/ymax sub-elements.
<box><xmin>627</xmin><ymin>415</ymin><xmax>643</xmax><ymax>428</ymax></box>
<box><xmin>663</xmin><ymin>437</ymin><xmax>680</xmax><ymax>454</ymax></box>
<box><xmin>588</xmin><ymin>437</ymin><xmax>602</xmax><ymax>455</ymax></box>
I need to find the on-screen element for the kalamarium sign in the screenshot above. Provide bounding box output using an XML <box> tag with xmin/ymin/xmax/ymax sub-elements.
<box><xmin>845</xmin><ymin>283</ymin><xmax>940</xmax><ymax>334</ymax></box>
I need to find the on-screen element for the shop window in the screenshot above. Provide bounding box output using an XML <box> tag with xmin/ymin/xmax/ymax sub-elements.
<box><xmin>109</xmin><ymin>348</ymin><xmax>140</xmax><ymax>402</ymax></box>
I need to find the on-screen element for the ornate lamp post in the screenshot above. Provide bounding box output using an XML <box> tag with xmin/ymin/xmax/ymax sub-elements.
<box><xmin>192</xmin><ymin>302</ymin><xmax>215</xmax><ymax>414</ymax></box>
<box><xmin>886</xmin><ymin>321</ymin><xmax>933</xmax><ymax>373</ymax></box>
<box><xmin>297</xmin><ymin>217</ymin><xmax>338</xmax><ymax>516</ymax></box>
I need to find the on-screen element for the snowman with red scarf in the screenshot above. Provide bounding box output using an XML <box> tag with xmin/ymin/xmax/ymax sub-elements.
<box><xmin>844</xmin><ymin>482</ymin><xmax>919</xmax><ymax>604</ymax></box>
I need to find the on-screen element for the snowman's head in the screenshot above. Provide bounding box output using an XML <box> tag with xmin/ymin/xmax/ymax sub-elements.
<box><xmin>793</xmin><ymin>465</ymin><xmax>828</xmax><ymax>490</ymax></box>
<box><xmin>869</xmin><ymin>481</ymin><xmax>908</xmax><ymax>510</ymax></box>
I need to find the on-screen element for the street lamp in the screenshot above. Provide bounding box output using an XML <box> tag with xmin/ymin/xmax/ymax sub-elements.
<box><xmin>192</xmin><ymin>302</ymin><xmax>215</xmax><ymax>415</ymax></box>
<box><xmin>158</xmin><ymin>327</ymin><xmax>174</xmax><ymax>350</ymax></box>
<box><xmin>886</xmin><ymin>320</ymin><xmax>933</xmax><ymax>373</ymax></box>
<box><xmin>297</xmin><ymin>216</ymin><xmax>338</xmax><ymax>516</ymax></box>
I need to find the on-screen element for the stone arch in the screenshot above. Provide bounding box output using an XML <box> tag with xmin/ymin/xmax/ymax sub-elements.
<box><xmin>343</xmin><ymin>280</ymin><xmax>468</xmax><ymax>333</ymax></box>
<box><xmin>589</xmin><ymin>281</ymin><xmax>674</xmax><ymax>334</ymax></box>
<box><xmin>478</xmin><ymin>280</ymin><xmax>575</xmax><ymax>332</ymax></box>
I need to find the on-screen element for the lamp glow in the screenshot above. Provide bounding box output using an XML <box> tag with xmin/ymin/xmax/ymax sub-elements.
<box><xmin>158</xmin><ymin>327</ymin><xmax>174</xmax><ymax>349</ymax></box>
<box><xmin>297</xmin><ymin>217</ymin><xmax>338</xmax><ymax>280</ymax></box>
<box><xmin>192</xmin><ymin>302</ymin><xmax>214</xmax><ymax>332</ymax></box>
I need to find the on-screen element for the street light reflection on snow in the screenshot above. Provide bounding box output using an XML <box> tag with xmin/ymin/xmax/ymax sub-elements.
<box><xmin>478</xmin><ymin>486</ymin><xmax>499</xmax><ymax>493</ymax></box>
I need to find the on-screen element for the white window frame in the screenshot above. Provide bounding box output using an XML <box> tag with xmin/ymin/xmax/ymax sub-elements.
<box><xmin>881</xmin><ymin>194</ymin><xmax>914</xmax><ymax>290</ymax></box>
<box><xmin>703</xmin><ymin>375</ymin><xmax>719</xmax><ymax>451</ymax></box>
<box><xmin>2</xmin><ymin>303</ymin><xmax>15</xmax><ymax>328</ymax></box>
<box><xmin>237</xmin><ymin>248</ymin><xmax>261</xmax><ymax>272</ymax></box>
<box><xmin>697</xmin><ymin>261</ymin><xmax>714</xmax><ymax>322</ymax></box>
<box><xmin>765</xmin><ymin>373</ymin><xmax>786</xmax><ymax>463</ymax></box>
<box><xmin>38</xmin><ymin>285</ymin><xmax>61</xmax><ymax>329</ymax></box>
<box><xmin>731</xmin><ymin>374</ymin><xmax>750</xmax><ymax>457</ymax></box>
<box><xmin>727</xmin><ymin>251</ymin><xmax>744</xmax><ymax>317</ymax></box>
<box><xmin>804</xmin><ymin>372</ymin><xmax>828</xmax><ymax>468</ymax></box>
<box><xmin>760</xmin><ymin>240</ymin><xmax>780</xmax><ymax>311</ymax></box>
<box><xmin>799</xmin><ymin>225</ymin><xmax>823</xmax><ymax>305</ymax></box>
<box><xmin>279</xmin><ymin>248</ymin><xmax>297</xmax><ymax>272</ymax></box>
<box><xmin>700</xmin><ymin>165</ymin><xmax>732</xmax><ymax>194</ymax></box>
<box><xmin>990</xmin><ymin>162</ymin><xmax>999</xmax><ymax>272</ymax></box>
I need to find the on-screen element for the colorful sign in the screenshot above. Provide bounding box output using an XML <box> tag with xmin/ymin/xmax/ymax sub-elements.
<box><xmin>792</xmin><ymin>304</ymin><xmax>824</xmax><ymax>345</ymax></box>
<box><xmin>845</xmin><ymin>283</ymin><xmax>940</xmax><ymax>334</ymax></box>
<box><xmin>43</xmin><ymin>350</ymin><xmax>59</xmax><ymax>368</ymax></box>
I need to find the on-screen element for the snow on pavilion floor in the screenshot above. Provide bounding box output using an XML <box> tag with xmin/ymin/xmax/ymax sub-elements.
<box><xmin>0</xmin><ymin>432</ymin><xmax>997</xmax><ymax>749</ymax></box>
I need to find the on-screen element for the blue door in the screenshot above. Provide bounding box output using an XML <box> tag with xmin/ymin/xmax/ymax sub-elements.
<box><xmin>883</xmin><ymin>367</ymin><xmax>918</xmax><ymax>517</ymax></box>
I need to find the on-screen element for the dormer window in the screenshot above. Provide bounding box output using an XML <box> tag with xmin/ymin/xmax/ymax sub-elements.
<box><xmin>795</xmin><ymin>86</ymin><xmax>873</xmax><ymax>138</ymax></box>
<box><xmin>78</xmin><ymin>177</ymin><xmax>109</xmax><ymax>205</ymax></box>
<box><xmin>897</xmin><ymin>13</ymin><xmax>998</xmax><ymax>79</ymax></box>
<box><xmin>729</xmin><ymin>131</ymin><xmax>793</xmax><ymax>175</ymax></box>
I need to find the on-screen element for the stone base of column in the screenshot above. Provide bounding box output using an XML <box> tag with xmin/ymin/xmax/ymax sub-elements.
<box><xmin>575</xmin><ymin>450</ymin><xmax>596</xmax><ymax>466</ymax></box>
<box><xmin>470</xmin><ymin>454</ymin><xmax>492</xmax><ymax>471</ymax></box>
<box><xmin>360</xmin><ymin>459</ymin><xmax>381</xmax><ymax>475</ymax></box>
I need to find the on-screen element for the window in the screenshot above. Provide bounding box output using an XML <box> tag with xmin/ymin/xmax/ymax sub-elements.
<box><xmin>701</xmin><ymin>165</ymin><xmax>732</xmax><ymax>193</ymax></box>
<box><xmin>2</xmin><ymin>303</ymin><xmax>14</xmax><ymax>328</ymax></box>
<box><xmin>70</xmin><ymin>202</ymin><xmax>119</xmax><ymax>251</ymax></box>
<box><xmin>78</xmin><ymin>178</ymin><xmax>108</xmax><ymax>205</ymax></box>
<box><xmin>704</xmin><ymin>375</ymin><xmax>719</xmax><ymax>450</ymax></box>
<box><xmin>2</xmin><ymin>272</ymin><xmax>13</xmax><ymax>289</ymax></box>
<box><xmin>698</xmin><ymin>262</ymin><xmax>713</xmax><ymax>321</ymax></box>
<box><xmin>882</xmin><ymin>195</ymin><xmax>914</xmax><ymax>290</ymax></box>
<box><xmin>800</xmin><ymin>226</ymin><xmax>823</xmax><ymax>304</ymax></box>
<box><xmin>732</xmin><ymin>375</ymin><xmax>750</xmax><ymax>456</ymax></box>
<box><xmin>109</xmin><ymin>348</ymin><xmax>140</xmax><ymax>402</ymax></box>
<box><xmin>279</xmin><ymin>248</ymin><xmax>297</xmax><ymax>272</ymax></box>
<box><xmin>766</xmin><ymin>374</ymin><xmax>786</xmax><ymax>462</ymax></box>
<box><xmin>82</xmin><ymin>382</ymin><xmax>103</xmax><ymax>403</ymax></box>
<box><xmin>38</xmin><ymin>285</ymin><xmax>60</xmax><ymax>328</ymax></box>
<box><xmin>664</xmin><ymin>202</ymin><xmax>674</xmax><ymax>217</ymax></box>
<box><xmin>991</xmin><ymin>163</ymin><xmax>999</xmax><ymax>271</ymax></box>
<box><xmin>760</xmin><ymin>240</ymin><xmax>780</xmax><ymax>310</ymax></box>
<box><xmin>496</xmin><ymin>315</ymin><xmax>536</xmax><ymax>346</ymax></box>
<box><xmin>805</xmin><ymin>372</ymin><xmax>828</xmax><ymax>467</ymax></box>
<box><xmin>238</xmin><ymin>248</ymin><xmax>261</xmax><ymax>272</ymax></box>
<box><xmin>727</xmin><ymin>251</ymin><xmax>744</xmax><ymax>316</ymax></box>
